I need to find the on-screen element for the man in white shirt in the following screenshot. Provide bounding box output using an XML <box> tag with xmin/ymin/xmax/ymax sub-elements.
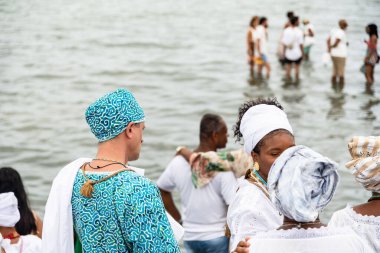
<box><xmin>157</xmin><ymin>113</ymin><xmax>236</xmax><ymax>253</ymax></box>
<box><xmin>327</xmin><ymin>19</ymin><xmax>348</xmax><ymax>88</ymax></box>
<box><xmin>254</xmin><ymin>17</ymin><xmax>270</xmax><ymax>78</ymax></box>
<box><xmin>282</xmin><ymin>16</ymin><xmax>304</xmax><ymax>81</ymax></box>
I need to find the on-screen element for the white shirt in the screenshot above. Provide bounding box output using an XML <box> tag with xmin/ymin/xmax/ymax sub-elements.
<box><xmin>227</xmin><ymin>178</ymin><xmax>283</xmax><ymax>251</ymax></box>
<box><xmin>249</xmin><ymin>226</ymin><xmax>374</xmax><ymax>253</ymax></box>
<box><xmin>1</xmin><ymin>234</ymin><xmax>41</xmax><ymax>253</ymax></box>
<box><xmin>329</xmin><ymin>205</ymin><xmax>380</xmax><ymax>253</ymax></box>
<box><xmin>303</xmin><ymin>23</ymin><xmax>315</xmax><ymax>47</ymax></box>
<box><xmin>282</xmin><ymin>26</ymin><xmax>304</xmax><ymax>60</ymax></box>
<box><xmin>157</xmin><ymin>155</ymin><xmax>237</xmax><ymax>241</ymax></box>
<box><xmin>254</xmin><ymin>25</ymin><xmax>268</xmax><ymax>56</ymax></box>
<box><xmin>329</xmin><ymin>28</ymin><xmax>348</xmax><ymax>57</ymax></box>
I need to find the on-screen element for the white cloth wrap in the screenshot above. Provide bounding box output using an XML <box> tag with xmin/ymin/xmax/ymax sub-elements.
<box><xmin>0</xmin><ymin>192</ymin><xmax>20</xmax><ymax>227</ymax></box>
<box><xmin>268</xmin><ymin>145</ymin><xmax>339</xmax><ymax>222</ymax></box>
<box><xmin>239</xmin><ymin>104</ymin><xmax>293</xmax><ymax>154</ymax></box>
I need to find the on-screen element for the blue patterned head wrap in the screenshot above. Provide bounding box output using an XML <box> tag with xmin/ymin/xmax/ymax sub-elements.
<box><xmin>268</xmin><ymin>145</ymin><xmax>339</xmax><ymax>222</ymax></box>
<box><xmin>85</xmin><ymin>88</ymin><xmax>145</xmax><ymax>142</ymax></box>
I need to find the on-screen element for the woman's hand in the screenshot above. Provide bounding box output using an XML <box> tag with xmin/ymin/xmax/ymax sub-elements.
<box><xmin>233</xmin><ymin>237</ymin><xmax>251</xmax><ymax>253</ymax></box>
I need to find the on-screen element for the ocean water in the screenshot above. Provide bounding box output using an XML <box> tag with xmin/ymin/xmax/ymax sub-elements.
<box><xmin>1</xmin><ymin>0</ymin><xmax>380</xmax><ymax>224</ymax></box>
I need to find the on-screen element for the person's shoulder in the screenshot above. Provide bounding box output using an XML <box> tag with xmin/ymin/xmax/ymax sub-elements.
<box><xmin>166</xmin><ymin>155</ymin><xmax>189</xmax><ymax>169</ymax></box>
<box><xmin>119</xmin><ymin>170</ymin><xmax>157</xmax><ymax>191</ymax></box>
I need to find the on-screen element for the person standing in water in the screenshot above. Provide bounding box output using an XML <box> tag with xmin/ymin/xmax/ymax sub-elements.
<box><xmin>255</xmin><ymin>17</ymin><xmax>271</xmax><ymax>78</ymax></box>
<box><xmin>247</xmin><ymin>16</ymin><xmax>259</xmax><ymax>75</ymax></box>
<box><xmin>303</xmin><ymin>19</ymin><xmax>315</xmax><ymax>61</ymax></box>
<box><xmin>327</xmin><ymin>19</ymin><xmax>349</xmax><ymax>89</ymax></box>
<box><xmin>362</xmin><ymin>24</ymin><xmax>379</xmax><ymax>86</ymax></box>
<box><xmin>282</xmin><ymin>16</ymin><xmax>304</xmax><ymax>81</ymax></box>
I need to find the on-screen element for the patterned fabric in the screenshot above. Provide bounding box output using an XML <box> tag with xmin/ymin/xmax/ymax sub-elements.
<box><xmin>71</xmin><ymin>170</ymin><xmax>180</xmax><ymax>253</ymax></box>
<box><xmin>268</xmin><ymin>145</ymin><xmax>339</xmax><ymax>222</ymax></box>
<box><xmin>189</xmin><ymin>149</ymin><xmax>253</xmax><ymax>188</ymax></box>
<box><xmin>346</xmin><ymin>136</ymin><xmax>380</xmax><ymax>192</ymax></box>
<box><xmin>85</xmin><ymin>88</ymin><xmax>145</xmax><ymax>142</ymax></box>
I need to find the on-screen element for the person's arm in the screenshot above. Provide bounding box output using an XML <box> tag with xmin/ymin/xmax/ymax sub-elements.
<box><xmin>32</xmin><ymin>211</ymin><xmax>43</xmax><ymax>239</ymax></box>
<box><xmin>327</xmin><ymin>37</ymin><xmax>331</xmax><ymax>52</ymax></box>
<box><xmin>232</xmin><ymin>237</ymin><xmax>251</xmax><ymax>253</ymax></box>
<box><xmin>159</xmin><ymin>188</ymin><xmax>182</xmax><ymax>223</ymax></box>
<box><xmin>176</xmin><ymin>146</ymin><xmax>192</xmax><ymax>162</ymax></box>
<box><xmin>308</xmin><ymin>28</ymin><xmax>314</xmax><ymax>37</ymax></box>
<box><xmin>331</xmin><ymin>38</ymin><xmax>341</xmax><ymax>49</ymax></box>
<box><xmin>246</xmin><ymin>30</ymin><xmax>254</xmax><ymax>58</ymax></box>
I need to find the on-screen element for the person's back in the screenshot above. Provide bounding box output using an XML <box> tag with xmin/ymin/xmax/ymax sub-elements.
<box><xmin>158</xmin><ymin>113</ymin><xmax>235</xmax><ymax>253</ymax></box>
<box><xmin>282</xmin><ymin>25</ymin><xmax>303</xmax><ymax>60</ymax></box>
<box><xmin>250</xmin><ymin>227</ymin><xmax>371</xmax><ymax>253</ymax></box>
<box><xmin>329</xmin><ymin>27</ymin><xmax>347</xmax><ymax>58</ymax></box>
<box><xmin>158</xmin><ymin>155</ymin><xmax>235</xmax><ymax>241</ymax></box>
<box><xmin>72</xmin><ymin>168</ymin><xmax>178</xmax><ymax>252</ymax></box>
<box><xmin>328</xmin><ymin>136</ymin><xmax>380</xmax><ymax>253</ymax></box>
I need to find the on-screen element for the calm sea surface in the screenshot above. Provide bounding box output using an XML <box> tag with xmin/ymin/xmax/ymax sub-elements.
<box><xmin>1</xmin><ymin>0</ymin><xmax>380</xmax><ymax>223</ymax></box>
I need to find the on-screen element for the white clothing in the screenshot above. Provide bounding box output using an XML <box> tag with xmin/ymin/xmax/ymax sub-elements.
<box><xmin>227</xmin><ymin>178</ymin><xmax>283</xmax><ymax>251</ymax></box>
<box><xmin>282</xmin><ymin>26</ymin><xmax>304</xmax><ymax>60</ymax></box>
<box><xmin>240</xmin><ymin>104</ymin><xmax>293</xmax><ymax>154</ymax></box>
<box><xmin>329</xmin><ymin>28</ymin><xmax>348</xmax><ymax>57</ymax></box>
<box><xmin>249</xmin><ymin>226</ymin><xmax>374</xmax><ymax>253</ymax></box>
<box><xmin>157</xmin><ymin>155</ymin><xmax>237</xmax><ymax>241</ymax></box>
<box><xmin>1</xmin><ymin>234</ymin><xmax>41</xmax><ymax>253</ymax></box>
<box><xmin>329</xmin><ymin>205</ymin><xmax>380</xmax><ymax>253</ymax></box>
<box><xmin>303</xmin><ymin>23</ymin><xmax>315</xmax><ymax>47</ymax></box>
<box><xmin>0</xmin><ymin>192</ymin><xmax>20</xmax><ymax>227</ymax></box>
<box><xmin>254</xmin><ymin>25</ymin><xmax>268</xmax><ymax>56</ymax></box>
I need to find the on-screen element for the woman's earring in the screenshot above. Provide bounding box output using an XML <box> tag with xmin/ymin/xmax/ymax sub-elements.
<box><xmin>254</xmin><ymin>161</ymin><xmax>260</xmax><ymax>171</ymax></box>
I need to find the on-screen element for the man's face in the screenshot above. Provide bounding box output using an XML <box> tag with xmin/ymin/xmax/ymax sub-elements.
<box><xmin>215</xmin><ymin>121</ymin><xmax>228</xmax><ymax>149</ymax></box>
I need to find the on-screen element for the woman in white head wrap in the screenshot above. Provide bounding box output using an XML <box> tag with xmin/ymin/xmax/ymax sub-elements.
<box><xmin>0</xmin><ymin>192</ymin><xmax>41</xmax><ymax>253</ymax></box>
<box><xmin>227</xmin><ymin>98</ymin><xmax>296</xmax><ymax>253</ymax></box>
<box><xmin>248</xmin><ymin>145</ymin><xmax>373</xmax><ymax>253</ymax></box>
<box><xmin>329</xmin><ymin>136</ymin><xmax>380</xmax><ymax>253</ymax></box>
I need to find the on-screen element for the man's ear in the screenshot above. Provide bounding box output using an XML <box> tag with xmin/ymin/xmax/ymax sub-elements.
<box><xmin>124</xmin><ymin>122</ymin><xmax>135</xmax><ymax>139</ymax></box>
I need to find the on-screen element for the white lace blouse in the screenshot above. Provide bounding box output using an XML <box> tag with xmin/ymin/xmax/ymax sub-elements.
<box><xmin>329</xmin><ymin>205</ymin><xmax>380</xmax><ymax>253</ymax></box>
<box><xmin>249</xmin><ymin>226</ymin><xmax>374</xmax><ymax>253</ymax></box>
<box><xmin>226</xmin><ymin>178</ymin><xmax>283</xmax><ymax>251</ymax></box>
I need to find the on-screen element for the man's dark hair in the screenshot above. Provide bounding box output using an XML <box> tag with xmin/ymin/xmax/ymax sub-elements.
<box><xmin>200</xmin><ymin>113</ymin><xmax>224</xmax><ymax>140</ymax></box>
<box><xmin>290</xmin><ymin>16</ymin><xmax>299</xmax><ymax>26</ymax></box>
<box><xmin>287</xmin><ymin>11</ymin><xmax>294</xmax><ymax>19</ymax></box>
<box><xmin>233</xmin><ymin>98</ymin><xmax>293</xmax><ymax>153</ymax></box>
<box><xmin>259</xmin><ymin>17</ymin><xmax>267</xmax><ymax>25</ymax></box>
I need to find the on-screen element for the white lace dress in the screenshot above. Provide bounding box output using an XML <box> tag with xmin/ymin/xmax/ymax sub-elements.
<box><xmin>249</xmin><ymin>226</ymin><xmax>374</xmax><ymax>253</ymax></box>
<box><xmin>329</xmin><ymin>205</ymin><xmax>380</xmax><ymax>253</ymax></box>
<box><xmin>226</xmin><ymin>178</ymin><xmax>283</xmax><ymax>251</ymax></box>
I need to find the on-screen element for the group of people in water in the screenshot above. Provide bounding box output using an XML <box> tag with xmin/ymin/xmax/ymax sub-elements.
<box><xmin>0</xmin><ymin>88</ymin><xmax>379</xmax><ymax>253</ymax></box>
<box><xmin>247</xmin><ymin>11</ymin><xmax>379</xmax><ymax>90</ymax></box>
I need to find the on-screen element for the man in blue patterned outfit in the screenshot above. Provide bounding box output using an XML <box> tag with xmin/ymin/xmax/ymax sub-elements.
<box><xmin>42</xmin><ymin>88</ymin><xmax>180</xmax><ymax>253</ymax></box>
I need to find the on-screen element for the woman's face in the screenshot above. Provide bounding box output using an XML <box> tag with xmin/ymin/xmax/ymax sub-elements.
<box><xmin>251</xmin><ymin>132</ymin><xmax>295</xmax><ymax>181</ymax></box>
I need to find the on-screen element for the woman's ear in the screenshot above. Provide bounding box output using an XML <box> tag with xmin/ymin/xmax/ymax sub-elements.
<box><xmin>251</xmin><ymin>151</ymin><xmax>259</xmax><ymax>163</ymax></box>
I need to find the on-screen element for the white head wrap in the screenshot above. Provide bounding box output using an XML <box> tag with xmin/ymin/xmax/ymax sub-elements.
<box><xmin>345</xmin><ymin>136</ymin><xmax>380</xmax><ymax>192</ymax></box>
<box><xmin>268</xmin><ymin>145</ymin><xmax>339</xmax><ymax>222</ymax></box>
<box><xmin>240</xmin><ymin>104</ymin><xmax>294</xmax><ymax>154</ymax></box>
<box><xmin>0</xmin><ymin>192</ymin><xmax>20</xmax><ymax>227</ymax></box>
